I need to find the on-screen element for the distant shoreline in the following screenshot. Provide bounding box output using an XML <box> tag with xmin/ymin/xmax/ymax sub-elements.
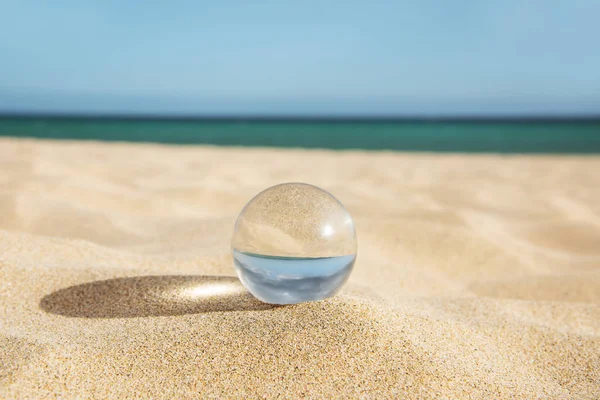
<box><xmin>1</xmin><ymin>116</ymin><xmax>599</xmax><ymax>153</ymax></box>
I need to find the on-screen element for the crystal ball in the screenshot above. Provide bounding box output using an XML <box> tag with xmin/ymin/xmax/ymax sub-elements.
<box><xmin>231</xmin><ymin>183</ymin><xmax>357</xmax><ymax>304</ymax></box>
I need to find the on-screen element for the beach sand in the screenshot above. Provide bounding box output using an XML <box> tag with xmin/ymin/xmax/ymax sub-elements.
<box><xmin>1</xmin><ymin>138</ymin><xmax>599</xmax><ymax>398</ymax></box>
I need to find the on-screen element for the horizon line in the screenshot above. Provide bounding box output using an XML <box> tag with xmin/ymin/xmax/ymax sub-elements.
<box><xmin>2</xmin><ymin>112</ymin><xmax>600</xmax><ymax>123</ymax></box>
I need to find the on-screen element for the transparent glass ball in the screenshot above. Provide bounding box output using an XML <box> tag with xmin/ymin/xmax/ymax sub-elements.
<box><xmin>231</xmin><ymin>183</ymin><xmax>357</xmax><ymax>304</ymax></box>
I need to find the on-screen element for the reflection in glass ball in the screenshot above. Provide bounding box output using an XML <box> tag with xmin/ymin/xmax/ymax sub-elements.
<box><xmin>231</xmin><ymin>183</ymin><xmax>357</xmax><ymax>304</ymax></box>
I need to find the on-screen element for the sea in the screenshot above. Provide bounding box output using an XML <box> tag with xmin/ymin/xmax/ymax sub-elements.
<box><xmin>1</xmin><ymin>116</ymin><xmax>599</xmax><ymax>153</ymax></box>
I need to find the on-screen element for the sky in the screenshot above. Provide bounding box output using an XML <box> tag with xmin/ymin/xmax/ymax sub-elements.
<box><xmin>1</xmin><ymin>1</ymin><xmax>600</xmax><ymax>116</ymax></box>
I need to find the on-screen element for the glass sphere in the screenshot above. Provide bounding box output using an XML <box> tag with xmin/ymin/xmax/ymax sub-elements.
<box><xmin>231</xmin><ymin>183</ymin><xmax>357</xmax><ymax>304</ymax></box>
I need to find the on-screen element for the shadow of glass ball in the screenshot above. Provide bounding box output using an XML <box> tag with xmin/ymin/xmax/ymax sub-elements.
<box><xmin>40</xmin><ymin>275</ymin><xmax>276</xmax><ymax>318</ymax></box>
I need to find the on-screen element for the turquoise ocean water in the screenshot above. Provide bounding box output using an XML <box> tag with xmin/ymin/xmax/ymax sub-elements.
<box><xmin>1</xmin><ymin>116</ymin><xmax>599</xmax><ymax>153</ymax></box>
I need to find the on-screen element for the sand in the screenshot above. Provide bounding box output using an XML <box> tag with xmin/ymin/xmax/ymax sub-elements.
<box><xmin>0</xmin><ymin>137</ymin><xmax>599</xmax><ymax>399</ymax></box>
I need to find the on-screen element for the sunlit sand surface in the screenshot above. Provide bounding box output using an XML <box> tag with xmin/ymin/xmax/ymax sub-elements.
<box><xmin>1</xmin><ymin>138</ymin><xmax>599</xmax><ymax>398</ymax></box>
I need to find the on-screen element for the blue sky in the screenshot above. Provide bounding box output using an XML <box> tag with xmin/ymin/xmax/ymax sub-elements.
<box><xmin>1</xmin><ymin>1</ymin><xmax>599</xmax><ymax>116</ymax></box>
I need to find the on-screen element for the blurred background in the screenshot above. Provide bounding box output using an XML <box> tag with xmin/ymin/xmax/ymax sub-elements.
<box><xmin>1</xmin><ymin>0</ymin><xmax>599</xmax><ymax>152</ymax></box>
